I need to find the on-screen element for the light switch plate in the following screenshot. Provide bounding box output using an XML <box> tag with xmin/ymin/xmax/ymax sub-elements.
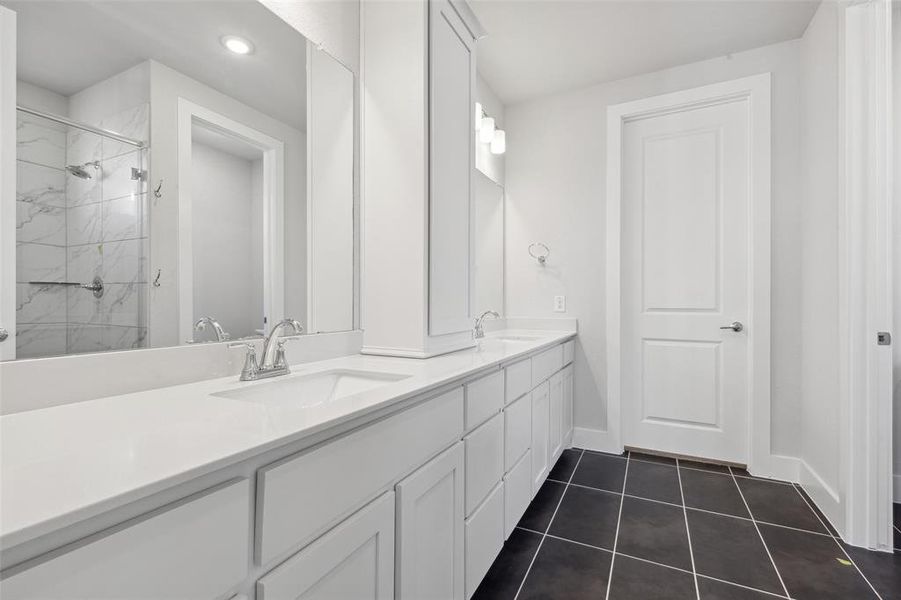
<box><xmin>553</xmin><ymin>296</ymin><xmax>566</xmax><ymax>313</ymax></box>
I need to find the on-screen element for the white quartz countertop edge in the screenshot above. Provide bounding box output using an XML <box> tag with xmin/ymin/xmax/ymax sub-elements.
<box><xmin>0</xmin><ymin>329</ymin><xmax>575</xmax><ymax>549</ymax></box>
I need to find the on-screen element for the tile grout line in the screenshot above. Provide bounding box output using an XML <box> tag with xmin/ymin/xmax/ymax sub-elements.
<box><xmin>612</xmin><ymin>453</ymin><xmax>795</xmax><ymax>486</ymax></box>
<box><xmin>729</xmin><ymin>466</ymin><xmax>792</xmax><ymax>598</ymax></box>
<box><xmin>512</xmin><ymin>449</ymin><xmax>585</xmax><ymax>600</ymax></box>
<box><xmin>559</xmin><ymin>480</ymin><xmax>835</xmax><ymax>538</ymax></box>
<box><xmin>695</xmin><ymin>573</ymin><xmax>792</xmax><ymax>600</ymax></box>
<box><xmin>789</xmin><ymin>482</ymin><xmax>883</xmax><ymax>600</ymax></box>
<box><xmin>675</xmin><ymin>459</ymin><xmax>700</xmax><ymax>599</ymax></box>
<box><xmin>791</xmin><ymin>483</ymin><xmax>838</xmax><ymax>537</ymax></box>
<box><xmin>512</xmin><ymin>526</ymin><xmax>794</xmax><ymax>600</ymax></box>
<box><xmin>603</xmin><ymin>453</ymin><xmax>631</xmax><ymax>600</ymax></box>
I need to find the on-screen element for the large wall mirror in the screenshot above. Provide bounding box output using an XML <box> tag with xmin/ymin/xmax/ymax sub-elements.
<box><xmin>0</xmin><ymin>0</ymin><xmax>355</xmax><ymax>360</ymax></box>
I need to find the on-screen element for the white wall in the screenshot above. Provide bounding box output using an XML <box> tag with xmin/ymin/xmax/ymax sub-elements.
<box><xmin>799</xmin><ymin>0</ymin><xmax>842</xmax><ymax>508</ymax></box>
<box><xmin>190</xmin><ymin>142</ymin><xmax>262</xmax><ymax>339</ymax></box>
<box><xmin>16</xmin><ymin>80</ymin><xmax>67</xmax><ymax>116</ymax></box>
<box><xmin>476</xmin><ymin>74</ymin><xmax>505</xmax><ymax>185</ymax></box>
<box><xmin>504</xmin><ymin>40</ymin><xmax>802</xmax><ymax>457</ymax></box>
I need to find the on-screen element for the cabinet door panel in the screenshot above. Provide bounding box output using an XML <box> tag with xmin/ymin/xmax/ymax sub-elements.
<box><xmin>257</xmin><ymin>492</ymin><xmax>395</xmax><ymax>600</ymax></box>
<box><xmin>464</xmin><ymin>482</ymin><xmax>504</xmax><ymax>599</ymax></box>
<box><xmin>563</xmin><ymin>365</ymin><xmax>574</xmax><ymax>444</ymax></box>
<box><xmin>396</xmin><ymin>442</ymin><xmax>465</xmax><ymax>600</ymax></box>
<box><xmin>531</xmin><ymin>383</ymin><xmax>550</xmax><ymax>495</ymax></box>
<box><xmin>429</xmin><ymin>0</ymin><xmax>476</xmax><ymax>335</ymax></box>
<box><xmin>549</xmin><ymin>372</ymin><xmax>564</xmax><ymax>464</ymax></box>
<box><xmin>504</xmin><ymin>450</ymin><xmax>532</xmax><ymax>539</ymax></box>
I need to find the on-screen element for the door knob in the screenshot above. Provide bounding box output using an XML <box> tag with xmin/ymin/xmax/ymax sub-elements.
<box><xmin>0</xmin><ymin>328</ymin><xmax>8</xmax><ymax>342</ymax></box>
<box><xmin>719</xmin><ymin>321</ymin><xmax>743</xmax><ymax>332</ymax></box>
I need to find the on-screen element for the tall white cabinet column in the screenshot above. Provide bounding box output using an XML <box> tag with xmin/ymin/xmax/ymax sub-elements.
<box><xmin>361</xmin><ymin>0</ymin><xmax>484</xmax><ymax>357</ymax></box>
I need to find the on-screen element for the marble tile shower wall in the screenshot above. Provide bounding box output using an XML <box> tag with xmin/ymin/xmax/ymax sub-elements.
<box><xmin>15</xmin><ymin>105</ymin><xmax>149</xmax><ymax>359</ymax></box>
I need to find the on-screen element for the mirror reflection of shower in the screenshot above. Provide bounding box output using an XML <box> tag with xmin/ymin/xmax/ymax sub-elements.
<box><xmin>65</xmin><ymin>160</ymin><xmax>99</xmax><ymax>180</ymax></box>
<box><xmin>15</xmin><ymin>105</ymin><xmax>148</xmax><ymax>359</ymax></box>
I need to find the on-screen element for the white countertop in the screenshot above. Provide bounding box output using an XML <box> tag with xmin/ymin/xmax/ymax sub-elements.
<box><xmin>0</xmin><ymin>330</ymin><xmax>575</xmax><ymax>549</ymax></box>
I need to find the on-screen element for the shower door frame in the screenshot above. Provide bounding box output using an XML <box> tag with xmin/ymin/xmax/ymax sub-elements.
<box><xmin>176</xmin><ymin>98</ymin><xmax>286</xmax><ymax>342</ymax></box>
<box><xmin>0</xmin><ymin>6</ymin><xmax>15</xmax><ymax>360</ymax></box>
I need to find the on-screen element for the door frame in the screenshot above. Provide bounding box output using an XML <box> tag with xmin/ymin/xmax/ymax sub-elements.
<box><xmin>0</xmin><ymin>6</ymin><xmax>15</xmax><ymax>360</ymax></box>
<box><xmin>839</xmin><ymin>0</ymin><xmax>894</xmax><ymax>550</ymax></box>
<box><xmin>176</xmin><ymin>98</ymin><xmax>285</xmax><ymax>342</ymax></box>
<box><xmin>605</xmin><ymin>74</ymin><xmax>777</xmax><ymax>475</ymax></box>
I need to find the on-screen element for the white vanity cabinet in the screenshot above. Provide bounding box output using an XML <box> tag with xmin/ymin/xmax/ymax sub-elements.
<box><xmin>0</xmin><ymin>480</ymin><xmax>251</xmax><ymax>600</ymax></box>
<box><xmin>1</xmin><ymin>337</ymin><xmax>575</xmax><ymax>600</ymax></box>
<box><xmin>395</xmin><ymin>443</ymin><xmax>465</xmax><ymax>600</ymax></box>
<box><xmin>256</xmin><ymin>492</ymin><xmax>395</xmax><ymax>600</ymax></box>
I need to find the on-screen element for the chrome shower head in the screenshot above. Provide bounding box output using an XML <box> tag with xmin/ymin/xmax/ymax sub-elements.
<box><xmin>65</xmin><ymin>161</ymin><xmax>100</xmax><ymax>180</ymax></box>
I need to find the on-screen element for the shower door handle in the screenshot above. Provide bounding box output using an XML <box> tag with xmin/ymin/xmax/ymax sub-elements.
<box><xmin>0</xmin><ymin>328</ymin><xmax>8</xmax><ymax>342</ymax></box>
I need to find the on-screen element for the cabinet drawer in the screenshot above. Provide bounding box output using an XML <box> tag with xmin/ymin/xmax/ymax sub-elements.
<box><xmin>504</xmin><ymin>358</ymin><xmax>532</xmax><ymax>405</ymax></box>
<box><xmin>257</xmin><ymin>387</ymin><xmax>464</xmax><ymax>565</ymax></box>
<box><xmin>562</xmin><ymin>340</ymin><xmax>574</xmax><ymax>366</ymax></box>
<box><xmin>1</xmin><ymin>480</ymin><xmax>251</xmax><ymax>600</ymax></box>
<box><xmin>257</xmin><ymin>491</ymin><xmax>395</xmax><ymax>600</ymax></box>
<box><xmin>504</xmin><ymin>393</ymin><xmax>531</xmax><ymax>471</ymax></box>
<box><xmin>465</xmin><ymin>370</ymin><xmax>504</xmax><ymax>430</ymax></box>
<box><xmin>464</xmin><ymin>482</ymin><xmax>504</xmax><ymax>599</ymax></box>
<box><xmin>464</xmin><ymin>412</ymin><xmax>504</xmax><ymax>516</ymax></box>
<box><xmin>504</xmin><ymin>450</ymin><xmax>532</xmax><ymax>539</ymax></box>
<box><xmin>531</xmin><ymin>345</ymin><xmax>564</xmax><ymax>387</ymax></box>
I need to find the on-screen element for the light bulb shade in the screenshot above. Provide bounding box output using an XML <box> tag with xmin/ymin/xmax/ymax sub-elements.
<box><xmin>474</xmin><ymin>102</ymin><xmax>483</xmax><ymax>131</ymax></box>
<box><xmin>479</xmin><ymin>117</ymin><xmax>495</xmax><ymax>144</ymax></box>
<box><xmin>490</xmin><ymin>129</ymin><xmax>506</xmax><ymax>154</ymax></box>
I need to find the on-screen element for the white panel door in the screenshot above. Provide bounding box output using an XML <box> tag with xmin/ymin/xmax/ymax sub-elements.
<box><xmin>622</xmin><ymin>98</ymin><xmax>750</xmax><ymax>463</ymax></box>
<box><xmin>395</xmin><ymin>442</ymin><xmax>464</xmax><ymax>600</ymax></box>
<box><xmin>428</xmin><ymin>0</ymin><xmax>475</xmax><ymax>335</ymax></box>
<box><xmin>257</xmin><ymin>491</ymin><xmax>395</xmax><ymax>600</ymax></box>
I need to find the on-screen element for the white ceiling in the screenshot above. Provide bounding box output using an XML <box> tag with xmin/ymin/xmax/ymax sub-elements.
<box><xmin>470</xmin><ymin>0</ymin><xmax>819</xmax><ymax>104</ymax></box>
<box><xmin>4</xmin><ymin>0</ymin><xmax>309</xmax><ymax>130</ymax></box>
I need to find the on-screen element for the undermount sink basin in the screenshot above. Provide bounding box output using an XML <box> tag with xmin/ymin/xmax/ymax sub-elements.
<box><xmin>212</xmin><ymin>369</ymin><xmax>410</xmax><ymax>407</ymax></box>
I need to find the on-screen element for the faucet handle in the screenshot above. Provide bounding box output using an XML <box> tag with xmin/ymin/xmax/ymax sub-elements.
<box><xmin>229</xmin><ymin>342</ymin><xmax>259</xmax><ymax>380</ymax></box>
<box><xmin>273</xmin><ymin>340</ymin><xmax>290</xmax><ymax>371</ymax></box>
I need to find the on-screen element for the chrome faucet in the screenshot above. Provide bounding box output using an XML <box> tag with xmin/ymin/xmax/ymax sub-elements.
<box><xmin>231</xmin><ymin>318</ymin><xmax>304</xmax><ymax>381</ymax></box>
<box><xmin>193</xmin><ymin>316</ymin><xmax>230</xmax><ymax>342</ymax></box>
<box><xmin>473</xmin><ymin>310</ymin><xmax>500</xmax><ymax>339</ymax></box>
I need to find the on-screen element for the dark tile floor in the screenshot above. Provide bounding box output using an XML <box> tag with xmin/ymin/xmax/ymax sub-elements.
<box><xmin>473</xmin><ymin>448</ymin><xmax>901</xmax><ymax>600</ymax></box>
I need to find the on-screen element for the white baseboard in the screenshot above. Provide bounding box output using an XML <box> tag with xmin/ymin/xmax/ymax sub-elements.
<box><xmin>752</xmin><ymin>454</ymin><xmax>800</xmax><ymax>483</ymax></box>
<box><xmin>799</xmin><ymin>459</ymin><xmax>844</xmax><ymax>536</ymax></box>
<box><xmin>572</xmin><ymin>427</ymin><xmax>623</xmax><ymax>455</ymax></box>
<box><xmin>894</xmin><ymin>473</ymin><xmax>901</xmax><ymax>502</ymax></box>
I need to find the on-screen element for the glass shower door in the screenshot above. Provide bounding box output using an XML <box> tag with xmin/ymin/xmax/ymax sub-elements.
<box><xmin>15</xmin><ymin>108</ymin><xmax>148</xmax><ymax>358</ymax></box>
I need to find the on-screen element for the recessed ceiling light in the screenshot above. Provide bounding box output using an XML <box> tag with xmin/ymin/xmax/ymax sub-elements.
<box><xmin>221</xmin><ymin>35</ymin><xmax>254</xmax><ymax>55</ymax></box>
